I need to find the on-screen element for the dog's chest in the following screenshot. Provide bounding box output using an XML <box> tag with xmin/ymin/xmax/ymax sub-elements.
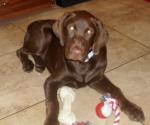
<box><xmin>69</xmin><ymin>62</ymin><xmax>91</xmax><ymax>83</ymax></box>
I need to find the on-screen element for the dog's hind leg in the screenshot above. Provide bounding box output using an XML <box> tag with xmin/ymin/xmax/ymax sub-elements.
<box><xmin>16</xmin><ymin>48</ymin><xmax>34</xmax><ymax>72</ymax></box>
<box><xmin>32</xmin><ymin>55</ymin><xmax>46</xmax><ymax>73</ymax></box>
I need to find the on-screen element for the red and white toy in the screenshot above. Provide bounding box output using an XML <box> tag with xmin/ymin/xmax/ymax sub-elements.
<box><xmin>96</xmin><ymin>94</ymin><xmax>121</xmax><ymax>125</ymax></box>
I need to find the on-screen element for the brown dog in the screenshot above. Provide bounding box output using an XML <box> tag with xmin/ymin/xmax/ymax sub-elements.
<box><xmin>16</xmin><ymin>11</ymin><xmax>145</xmax><ymax>125</ymax></box>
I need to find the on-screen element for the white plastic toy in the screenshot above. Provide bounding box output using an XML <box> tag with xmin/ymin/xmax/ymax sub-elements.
<box><xmin>58</xmin><ymin>86</ymin><xmax>77</xmax><ymax>125</ymax></box>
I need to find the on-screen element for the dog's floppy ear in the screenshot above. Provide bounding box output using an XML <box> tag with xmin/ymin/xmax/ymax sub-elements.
<box><xmin>52</xmin><ymin>12</ymin><xmax>75</xmax><ymax>46</ymax></box>
<box><xmin>92</xmin><ymin>18</ymin><xmax>109</xmax><ymax>55</ymax></box>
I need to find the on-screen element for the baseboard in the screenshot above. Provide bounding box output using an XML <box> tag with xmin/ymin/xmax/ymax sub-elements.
<box><xmin>56</xmin><ymin>0</ymin><xmax>90</xmax><ymax>7</ymax></box>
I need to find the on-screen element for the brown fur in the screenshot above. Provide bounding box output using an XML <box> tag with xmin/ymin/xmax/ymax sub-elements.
<box><xmin>16</xmin><ymin>10</ymin><xmax>145</xmax><ymax>125</ymax></box>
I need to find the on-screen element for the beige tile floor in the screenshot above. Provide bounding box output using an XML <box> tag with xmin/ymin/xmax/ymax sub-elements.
<box><xmin>0</xmin><ymin>0</ymin><xmax>150</xmax><ymax>125</ymax></box>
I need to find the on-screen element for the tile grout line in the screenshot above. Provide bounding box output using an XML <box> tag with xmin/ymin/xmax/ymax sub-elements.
<box><xmin>101</xmin><ymin>2</ymin><xmax>150</xmax><ymax>50</ymax></box>
<box><xmin>0</xmin><ymin>21</ymin><xmax>25</xmax><ymax>58</ymax></box>
<box><xmin>106</xmin><ymin>24</ymin><xmax>150</xmax><ymax>50</ymax></box>
<box><xmin>0</xmin><ymin>100</ymin><xmax>45</xmax><ymax>121</ymax></box>
<box><xmin>0</xmin><ymin>3</ymin><xmax>149</xmax><ymax>122</ymax></box>
<box><xmin>9</xmin><ymin>3</ymin><xmax>150</xmax><ymax>50</ymax></box>
<box><xmin>10</xmin><ymin>22</ymin><xmax>26</xmax><ymax>32</ymax></box>
<box><xmin>9</xmin><ymin>0</ymin><xmax>149</xmax><ymax>35</ymax></box>
<box><xmin>106</xmin><ymin>51</ymin><xmax>150</xmax><ymax>73</ymax></box>
<box><xmin>1</xmin><ymin>52</ymin><xmax>150</xmax><ymax>121</ymax></box>
<box><xmin>103</xmin><ymin>4</ymin><xmax>150</xmax><ymax>50</ymax></box>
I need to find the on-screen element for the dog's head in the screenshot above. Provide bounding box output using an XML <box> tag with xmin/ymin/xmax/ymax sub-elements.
<box><xmin>53</xmin><ymin>10</ymin><xmax>109</xmax><ymax>62</ymax></box>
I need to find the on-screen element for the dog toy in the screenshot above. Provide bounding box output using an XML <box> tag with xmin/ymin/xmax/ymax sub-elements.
<box><xmin>58</xmin><ymin>86</ymin><xmax>77</xmax><ymax>125</ymax></box>
<box><xmin>73</xmin><ymin>121</ymin><xmax>92</xmax><ymax>125</ymax></box>
<box><xmin>58</xmin><ymin>87</ymin><xmax>93</xmax><ymax>125</ymax></box>
<box><xmin>96</xmin><ymin>93</ymin><xmax>121</xmax><ymax>125</ymax></box>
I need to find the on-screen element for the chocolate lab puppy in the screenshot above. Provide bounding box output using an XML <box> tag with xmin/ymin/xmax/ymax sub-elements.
<box><xmin>16</xmin><ymin>11</ymin><xmax>145</xmax><ymax>125</ymax></box>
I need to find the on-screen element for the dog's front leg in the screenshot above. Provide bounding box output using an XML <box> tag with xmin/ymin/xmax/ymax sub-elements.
<box><xmin>89</xmin><ymin>75</ymin><xmax>145</xmax><ymax>124</ymax></box>
<box><xmin>44</xmin><ymin>77</ymin><xmax>60</xmax><ymax>125</ymax></box>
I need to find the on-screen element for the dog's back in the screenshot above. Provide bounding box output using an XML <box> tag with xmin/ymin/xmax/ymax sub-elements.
<box><xmin>23</xmin><ymin>20</ymin><xmax>56</xmax><ymax>56</ymax></box>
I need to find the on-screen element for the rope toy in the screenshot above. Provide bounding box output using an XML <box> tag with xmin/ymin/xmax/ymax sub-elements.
<box><xmin>73</xmin><ymin>121</ymin><xmax>92</xmax><ymax>125</ymax></box>
<box><xmin>95</xmin><ymin>93</ymin><xmax>121</xmax><ymax>125</ymax></box>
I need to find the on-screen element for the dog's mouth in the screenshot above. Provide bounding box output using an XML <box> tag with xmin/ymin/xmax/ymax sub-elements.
<box><xmin>72</xmin><ymin>47</ymin><xmax>82</xmax><ymax>55</ymax></box>
<box><xmin>65</xmin><ymin>46</ymin><xmax>87</xmax><ymax>62</ymax></box>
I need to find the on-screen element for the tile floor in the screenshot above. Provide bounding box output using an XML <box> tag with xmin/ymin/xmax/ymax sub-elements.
<box><xmin>0</xmin><ymin>0</ymin><xmax>150</xmax><ymax>125</ymax></box>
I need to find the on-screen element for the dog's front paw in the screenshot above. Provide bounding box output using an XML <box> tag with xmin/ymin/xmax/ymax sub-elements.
<box><xmin>122</xmin><ymin>101</ymin><xmax>145</xmax><ymax>124</ymax></box>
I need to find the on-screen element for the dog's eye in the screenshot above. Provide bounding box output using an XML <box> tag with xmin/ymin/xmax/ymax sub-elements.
<box><xmin>69</xmin><ymin>26</ymin><xmax>75</xmax><ymax>31</ymax></box>
<box><xmin>86</xmin><ymin>28</ymin><xmax>94</xmax><ymax>36</ymax></box>
<box><xmin>87</xmin><ymin>30</ymin><xmax>92</xmax><ymax>35</ymax></box>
